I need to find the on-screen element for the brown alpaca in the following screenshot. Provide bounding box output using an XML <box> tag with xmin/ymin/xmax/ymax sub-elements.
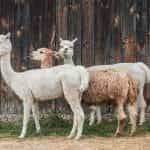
<box><xmin>39</xmin><ymin>48</ymin><xmax>54</xmax><ymax>68</ymax></box>
<box><xmin>31</xmin><ymin>48</ymin><xmax>56</xmax><ymax>68</ymax></box>
<box><xmin>82</xmin><ymin>69</ymin><xmax>138</xmax><ymax>136</ymax></box>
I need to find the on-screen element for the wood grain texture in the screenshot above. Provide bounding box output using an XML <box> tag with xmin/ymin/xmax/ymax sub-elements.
<box><xmin>0</xmin><ymin>0</ymin><xmax>149</xmax><ymax>117</ymax></box>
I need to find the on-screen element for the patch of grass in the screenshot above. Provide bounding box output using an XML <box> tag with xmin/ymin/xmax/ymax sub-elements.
<box><xmin>84</xmin><ymin>120</ymin><xmax>116</xmax><ymax>137</ymax></box>
<box><xmin>0</xmin><ymin>114</ymin><xmax>72</xmax><ymax>138</ymax></box>
<box><xmin>0</xmin><ymin>114</ymin><xmax>150</xmax><ymax>138</ymax></box>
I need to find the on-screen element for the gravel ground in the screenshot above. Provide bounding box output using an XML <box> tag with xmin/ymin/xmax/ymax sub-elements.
<box><xmin>0</xmin><ymin>135</ymin><xmax>150</xmax><ymax>150</ymax></box>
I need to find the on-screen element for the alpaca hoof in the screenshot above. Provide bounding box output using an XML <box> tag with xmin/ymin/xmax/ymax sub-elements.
<box><xmin>139</xmin><ymin>121</ymin><xmax>144</xmax><ymax>126</ymax></box>
<box><xmin>18</xmin><ymin>135</ymin><xmax>25</xmax><ymax>139</ymax></box>
<box><xmin>129</xmin><ymin>132</ymin><xmax>134</xmax><ymax>137</ymax></box>
<box><xmin>74</xmin><ymin>135</ymin><xmax>81</xmax><ymax>140</ymax></box>
<box><xmin>114</xmin><ymin>132</ymin><xmax>122</xmax><ymax>137</ymax></box>
<box><xmin>89</xmin><ymin>122</ymin><xmax>93</xmax><ymax>126</ymax></box>
<box><xmin>36</xmin><ymin>129</ymin><xmax>41</xmax><ymax>134</ymax></box>
<box><xmin>89</xmin><ymin>121</ymin><xmax>94</xmax><ymax>126</ymax></box>
<box><xmin>130</xmin><ymin>130</ymin><xmax>136</xmax><ymax>136</ymax></box>
<box><xmin>68</xmin><ymin>134</ymin><xmax>74</xmax><ymax>139</ymax></box>
<box><xmin>114</xmin><ymin>133</ymin><xmax>118</xmax><ymax>137</ymax></box>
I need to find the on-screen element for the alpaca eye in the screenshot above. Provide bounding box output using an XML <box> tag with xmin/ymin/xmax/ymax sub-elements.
<box><xmin>40</xmin><ymin>51</ymin><xmax>44</xmax><ymax>54</ymax></box>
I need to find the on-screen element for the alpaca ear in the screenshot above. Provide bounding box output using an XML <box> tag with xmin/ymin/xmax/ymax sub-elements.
<box><xmin>6</xmin><ymin>32</ymin><xmax>11</xmax><ymax>38</ymax></box>
<box><xmin>72</xmin><ymin>38</ymin><xmax>78</xmax><ymax>44</ymax></box>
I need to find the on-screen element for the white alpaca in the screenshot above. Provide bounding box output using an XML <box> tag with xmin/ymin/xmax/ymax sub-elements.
<box><xmin>56</xmin><ymin>38</ymin><xmax>102</xmax><ymax>124</ymax></box>
<box><xmin>0</xmin><ymin>33</ymin><xmax>89</xmax><ymax>140</ymax></box>
<box><xmin>56</xmin><ymin>38</ymin><xmax>148</xmax><ymax>126</ymax></box>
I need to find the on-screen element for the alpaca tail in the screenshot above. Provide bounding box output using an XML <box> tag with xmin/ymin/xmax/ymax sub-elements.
<box><xmin>127</xmin><ymin>73</ymin><xmax>138</xmax><ymax>105</ymax></box>
<box><xmin>76</xmin><ymin>66</ymin><xmax>89</xmax><ymax>92</ymax></box>
<box><xmin>137</xmin><ymin>62</ymin><xmax>150</xmax><ymax>83</ymax></box>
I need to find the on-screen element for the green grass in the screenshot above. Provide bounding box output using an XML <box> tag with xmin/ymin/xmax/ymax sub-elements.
<box><xmin>0</xmin><ymin>114</ymin><xmax>149</xmax><ymax>138</ymax></box>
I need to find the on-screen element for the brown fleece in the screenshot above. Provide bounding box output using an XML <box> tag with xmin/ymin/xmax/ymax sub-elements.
<box><xmin>40</xmin><ymin>48</ymin><xmax>54</xmax><ymax>68</ymax></box>
<box><xmin>82</xmin><ymin>69</ymin><xmax>137</xmax><ymax>106</ymax></box>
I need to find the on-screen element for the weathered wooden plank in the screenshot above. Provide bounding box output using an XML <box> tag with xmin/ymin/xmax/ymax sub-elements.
<box><xmin>110</xmin><ymin>0</ymin><xmax>122</xmax><ymax>64</ymax></box>
<box><xmin>81</xmin><ymin>0</ymin><xmax>95</xmax><ymax>66</ymax></box>
<box><xmin>56</xmin><ymin>0</ymin><xmax>68</xmax><ymax>40</ymax></box>
<box><xmin>67</xmin><ymin>0</ymin><xmax>82</xmax><ymax>65</ymax></box>
<box><xmin>94</xmin><ymin>0</ymin><xmax>103</xmax><ymax>65</ymax></box>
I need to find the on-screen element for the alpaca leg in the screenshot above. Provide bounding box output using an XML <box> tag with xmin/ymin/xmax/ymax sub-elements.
<box><xmin>75</xmin><ymin>104</ymin><xmax>85</xmax><ymax>140</ymax></box>
<box><xmin>117</xmin><ymin>102</ymin><xmax>126</xmax><ymax>121</ymax></box>
<box><xmin>61</xmin><ymin>76</ymin><xmax>85</xmax><ymax>140</ymax></box>
<box><xmin>127</xmin><ymin>103</ymin><xmax>137</xmax><ymax>136</ymax></box>
<box><xmin>138</xmin><ymin>87</ymin><xmax>146</xmax><ymax>125</ymax></box>
<box><xmin>115</xmin><ymin>102</ymin><xmax>126</xmax><ymax>136</ymax></box>
<box><xmin>89</xmin><ymin>106</ymin><xmax>96</xmax><ymax>126</ymax></box>
<box><xmin>68</xmin><ymin>115</ymin><xmax>77</xmax><ymax>139</ymax></box>
<box><xmin>115</xmin><ymin>119</ymin><xmax>125</xmax><ymax>137</ymax></box>
<box><xmin>139</xmin><ymin>96</ymin><xmax>146</xmax><ymax>125</ymax></box>
<box><xmin>65</xmin><ymin>93</ymin><xmax>84</xmax><ymax>140</ymax></box>
<box><xmin>19</xmin><ymin>100</ymin><xmax>32</xmax><ymax>138</ymax></box>
<box><xmin>115</xmin><ymin>119</ymin><xmax>120</xmax><ymax>137</ymax></box>
<box><xmin>32</xmin><ymin>102</ymin><xmax>41</xmax><ymax>134</ymax></box>
<box><xmin>67</xmin><ymin>100</ymin><xmax>84</xmax><ymax>140</ymax></box>
<box><xmin>96</xmin><ymin>106</ymin><xmax>102</xmax><ymax>124</ymax></box>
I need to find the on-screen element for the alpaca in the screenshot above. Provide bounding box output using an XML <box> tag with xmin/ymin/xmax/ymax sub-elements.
<box><xmin>31</xmin><ymin>48</ymin><xmax>56</xmax><ymax>68</ymax></box>
<box><xmin>56</xmin><ymin>38</ymin><xmax>148</xmax><ymax>126</ymax></box>
<box><xmin>0</xmin><ymin>33</ymin><xmax>89</xmax><ymax>140</ymax></box>
<box><xmin>57</xmin><ymin>38</ymin><xmax>102</xmax><ymax>124</ymax></box>
<box><xmin>123</xmin><ymin>36</ymin><xmax>150</xmax><ymax>111</ymax></box>
<box><xmin>82</xmin><ymin>69</ymin><xmax>137</xmax><ymax>136</ymax></box>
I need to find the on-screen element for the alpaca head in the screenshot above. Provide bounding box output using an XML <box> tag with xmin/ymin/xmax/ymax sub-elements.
<box><xmin>57</xmin><ymin>38</ymin><xmax>78</xmax><ymax>60</ymax></box>
<box><xmin>0</xmin><ymin>32</ymin><xmax>12</xmax><ymax>56</ymax></box>
<box><xmin>31</xmin><ymin>48</ymin><xmax>55</xmax><ymax>68</ymax></box>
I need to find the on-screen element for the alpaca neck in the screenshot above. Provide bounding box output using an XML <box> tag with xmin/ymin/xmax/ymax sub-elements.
<box><xmin>64</xmin><ymin>56</ymin><xmax>74</xmax><ymax>65</ymax></box>
<box><xmin>0</xmin><ymin>53</ymin><xmax>16</xmax><ymax>85</ymax></box>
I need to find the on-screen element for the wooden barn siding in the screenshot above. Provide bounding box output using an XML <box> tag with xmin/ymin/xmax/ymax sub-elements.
<box><xmin>0</xmin><ymin>0</ymin><xmax>150</xmax><ymax>117</ymax></box>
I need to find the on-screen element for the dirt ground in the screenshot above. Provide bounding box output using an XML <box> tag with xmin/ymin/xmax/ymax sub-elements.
<box><xmin>0</xmin><ymin>135</ymin><xmax>150</xmax><ymax>150</ymax></box>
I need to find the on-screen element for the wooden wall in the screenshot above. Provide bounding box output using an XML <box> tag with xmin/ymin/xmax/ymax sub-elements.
<box><xmin>0</xmin><ymin>0</ymin><xmax>150</xmax><ymax>118</ymax></box>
